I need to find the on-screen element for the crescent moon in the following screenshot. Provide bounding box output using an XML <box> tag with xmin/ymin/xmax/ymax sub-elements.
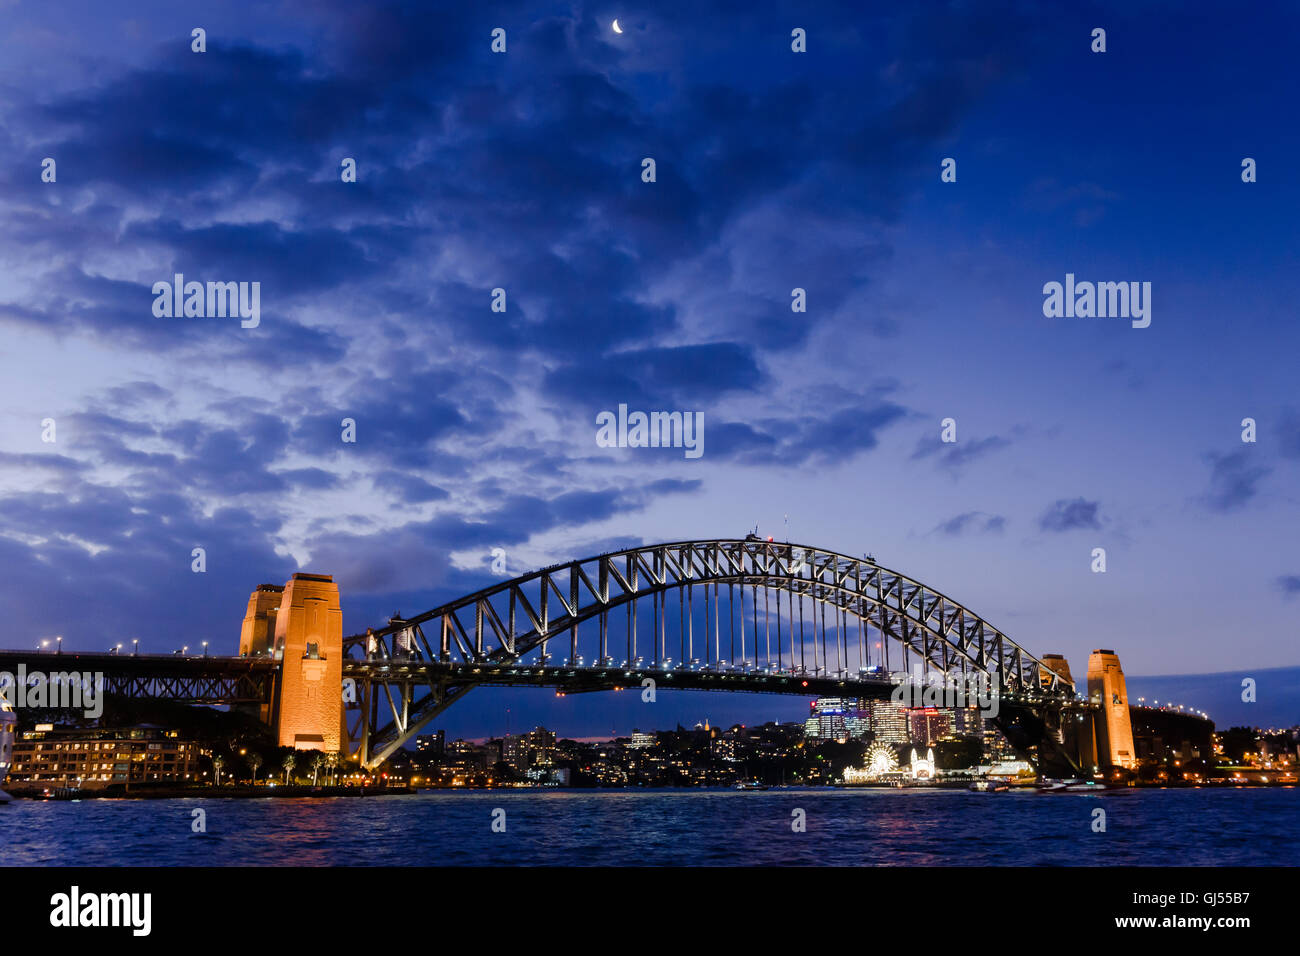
<box><xmin>612</xmin><ymin>19</ymin><xmax>623</xmax><ymax>34</ymax></box>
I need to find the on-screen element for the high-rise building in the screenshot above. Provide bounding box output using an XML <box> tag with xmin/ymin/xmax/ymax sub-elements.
<box><xmin>805</xmin><ymin>698</ymin><xmax>869</xmax><ymax>742</ymax></box>
<box><xmin>525</xmin><ymin>726</ymin><xmax>557</xmax><ymax>766</ymax></box>
<box><xmin>951</xmin><ymin>706</ymin><xmax>984</xmax><ymax>738</ymax></box>
<box><xmin>501</xmin><ymin>734</ymin><xmax>527</xmax><ymax>770</ymax></box>
<box><xmin>415</xmin><ymin>731</ymin><xmax>445</xmax><ymax>761</ymax></box>
<box><xmin>869</xmin><ymin>700</ymin><xmax>910</xmax><ymax>744</ymax></box>
<box><xmin>907</xmin><ymin>708</ymin><xmax>952</xmax><ymax>747</ymax></box>
<box><xmin>982</xmin><ymin>722</ymin><xmax>1013</xmax><ymax>761</ymax></box>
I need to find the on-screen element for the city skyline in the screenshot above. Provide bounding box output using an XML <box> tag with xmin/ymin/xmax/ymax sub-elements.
<box><xmin>1</xmin><ymin>1</ymin><xmax>1298</xmax><ymax>744</ymax></box>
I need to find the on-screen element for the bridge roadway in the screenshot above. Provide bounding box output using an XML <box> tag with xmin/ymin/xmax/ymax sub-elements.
<box><xmin>0</xmin><ymin>646</ymin><xmax>1096</xmax><ymax>713</ymax></box>
<box><xmin>341</xmin><ymin>655</ymin><xmax>1097</xmax><ymax>712</ymax></box>
<box><xmin>1</xmin><ymin>646</ymin><xmax>1104</xmax><ymax>774</ymax></box>
<box><xmin>0</xmin><ymin>649</ymin><xmax>276</xmax><ymax>704</ymax></box>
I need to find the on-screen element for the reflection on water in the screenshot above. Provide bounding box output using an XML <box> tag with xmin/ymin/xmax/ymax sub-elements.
<box><xmin>1</xmin><ymin>787</ymin><xmax>1297</xmax><ymax>866</ymax></box>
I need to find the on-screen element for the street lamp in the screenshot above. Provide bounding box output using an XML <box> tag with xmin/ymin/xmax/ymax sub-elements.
<box><xmin>56</xmin><ymin>636</ymin><xmax>62</xmax><ymax>655</ymax></box>
<box><xmin>132</xmin><ymin>639</ymin><xmax>139</xmax><ymax>656</ymax></box>
<box><xmin>202</xmin><ymin>641</ymin><xmax>209</xmax><ymax>657</ymax></box>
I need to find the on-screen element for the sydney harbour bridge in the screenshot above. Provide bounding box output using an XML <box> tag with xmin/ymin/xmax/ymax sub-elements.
<box><xmin>0</xmin><ymin>538</ymin><xmax>1181</xmax><ymax>777</ymax></box>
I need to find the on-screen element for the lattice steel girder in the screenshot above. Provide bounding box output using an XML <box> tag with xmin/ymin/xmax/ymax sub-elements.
<box><xmin>343</xmin><ymin>539</ymin><xmax>1070</xmax><ymax>692</ymax></box>
<box><xmin>346</xmin><ymin>674</ymin><xmax>476</xmax><ymax>768</ymax></box>
<box><xmin>0</xmin><ymin>651</ymin><xmax>276</xmax><ymax>705</ymax></box>
<box><xmin>99</xmin><ymin>672</ymin><xmax>271</xmax><ymax>703</ymax></box>
<box><xmin>340</xmin><ymin>541</ymin><xmax>1060</xmax><ymax>691</ymax></box>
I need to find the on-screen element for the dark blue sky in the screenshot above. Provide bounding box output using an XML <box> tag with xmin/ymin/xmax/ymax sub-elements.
<box><xmin>1</xmin><ymin>1</ymin><xmax>1296</xmax><ymax>738</ymax></box>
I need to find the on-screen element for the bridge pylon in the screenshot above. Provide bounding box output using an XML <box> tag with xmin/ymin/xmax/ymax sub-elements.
<box><xmin>1087</xmin><ymin>649</ymin><xmax>1136</xmax><ymax>770</ymax></box>
<box><xmin>240</xmin><ymin>573</ymin><xmax>344</xmax><ymax>753</ymax></box>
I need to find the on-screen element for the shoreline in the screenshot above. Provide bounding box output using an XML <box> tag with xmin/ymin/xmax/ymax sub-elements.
<box><xmin>6</xmin><ymin>780</ymin><xmax>1294</xmax><ymax>800</ymax></box>
<box><xmin>7</xmin><ymin>784</ymin><xmax>412</xmax><ymax>801</ymax></box>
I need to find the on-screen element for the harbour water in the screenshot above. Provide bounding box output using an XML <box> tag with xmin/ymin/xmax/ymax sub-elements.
<box><xmin>2</xmin><ymin>786</ymin><xmax>1298</xmax><ymax>866</ymax></box>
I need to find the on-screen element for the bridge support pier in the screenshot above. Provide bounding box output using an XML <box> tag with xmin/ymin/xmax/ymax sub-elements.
<box><xmin>1087</xmin><ymin>649</ymin><xmax>1136</xmax><ymax>770</ymax></box>
<box><xmin>240</xmin><ymin>573</ymin><xmax>344</xmax><ymax>752</ymax></box>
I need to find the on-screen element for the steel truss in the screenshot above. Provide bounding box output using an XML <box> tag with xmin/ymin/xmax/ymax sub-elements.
<box><xmin>343</xmin><ymin>539</ymin><xmax>1074</xmax><ymax>768</ymax></box>
<box><xmin>98</xmin><ymin>671</ymin><xmax>271</xmax><ymax>704</ymax></box>
<box><xmin>0</xmin><ymin>650</ymin><xmax>275</xmax><ymax>706</ymax></box>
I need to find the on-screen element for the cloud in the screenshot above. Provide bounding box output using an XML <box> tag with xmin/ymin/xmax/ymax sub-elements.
<box><xmin>911</xmin><ymin>433</ymin><xmax>1011</xmax><ymax>474</ymax></box>
<box><xmin>373</xmin><ymin>471</ymin><xmax>450</xmax><ymax>504</ymax></box>
<box><xmin>1276</xmin><ymin>410</ymin><xmax>1300</xmax><ymax>461</ymax></box>
<box><xmin>0</xmin><ymin>0</ymin><xmax>1048</xmax><ymax>654</ymax></box>
<box><xmin>706</xmin><ymin>401</ymin><xmax>907</xmax><ymax>467</ymax></box>
<box><xmin>1276</xmin><ymin>575</ymin><xmax>1300</xmax><ymax>598</ymax></box>
<box><xmin>1038</xmin><ymin>498</ymin><xmax>1101</xmax><ymax>533</ymax></box>
<box><xmin>932</xmin><ymin>512</ymin><xmax>1006</xmax><ymax>537</ymax></box>
<box><xmin>1200</xmin><ymin>451</ymin><xmax>1271</xmax><ymax>513</ymax></box>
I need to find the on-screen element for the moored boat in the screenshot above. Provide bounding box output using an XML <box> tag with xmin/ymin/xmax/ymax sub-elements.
<box><xmin>1036</xmin><ymin>778</ymin><xmax>1122</xmax><ymax>793</ymax></box>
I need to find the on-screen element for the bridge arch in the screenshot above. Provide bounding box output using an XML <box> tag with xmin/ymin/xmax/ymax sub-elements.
<box><xmin>342</xmin><ymin>539</ymin><xmax>1072</xmax><ymax>767</ymax></box>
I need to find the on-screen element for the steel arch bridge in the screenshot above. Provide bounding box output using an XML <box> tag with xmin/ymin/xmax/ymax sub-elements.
<box><xmin>341</xmin><ymin>538</ymin><xmax>1082</xmax><ymax>769</ymax></box>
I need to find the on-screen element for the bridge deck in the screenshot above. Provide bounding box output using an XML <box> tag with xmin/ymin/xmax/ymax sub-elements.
<box><xmin>340</xmin><ymin>658</ymin><xmax>1094</xmax><ymax>708</ymax></box>
<box><xmin>0</xmin><ymin>650</ymin><xmax>276</xmax><ymax>705</ymax></box>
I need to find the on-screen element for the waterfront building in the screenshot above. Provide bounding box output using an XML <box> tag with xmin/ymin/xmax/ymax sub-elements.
<box><xmin>0</xmin><ymin>698</ymin><xmax>14</xmax><ymax>802</ymax></box>
<box><xmin>982</xmin><ymin>723</ymin><xmax>1013</xmax><ymax>761</ymax></box>
<box><xmin>8</xmin><ymin>726</ymin><xmax>201</xmax><ymax>787</ymax></box>
<box><xmin>908</xmin><ymin>747</ymin><xmax>936</xmax><ymax>780</ymax></box>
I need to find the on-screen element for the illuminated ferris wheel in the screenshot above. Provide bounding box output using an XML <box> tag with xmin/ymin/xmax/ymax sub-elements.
<box><xmin>864</xmin><ymin>742</ymin><xmax>899</xmax><ymax>776</ymax></box>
